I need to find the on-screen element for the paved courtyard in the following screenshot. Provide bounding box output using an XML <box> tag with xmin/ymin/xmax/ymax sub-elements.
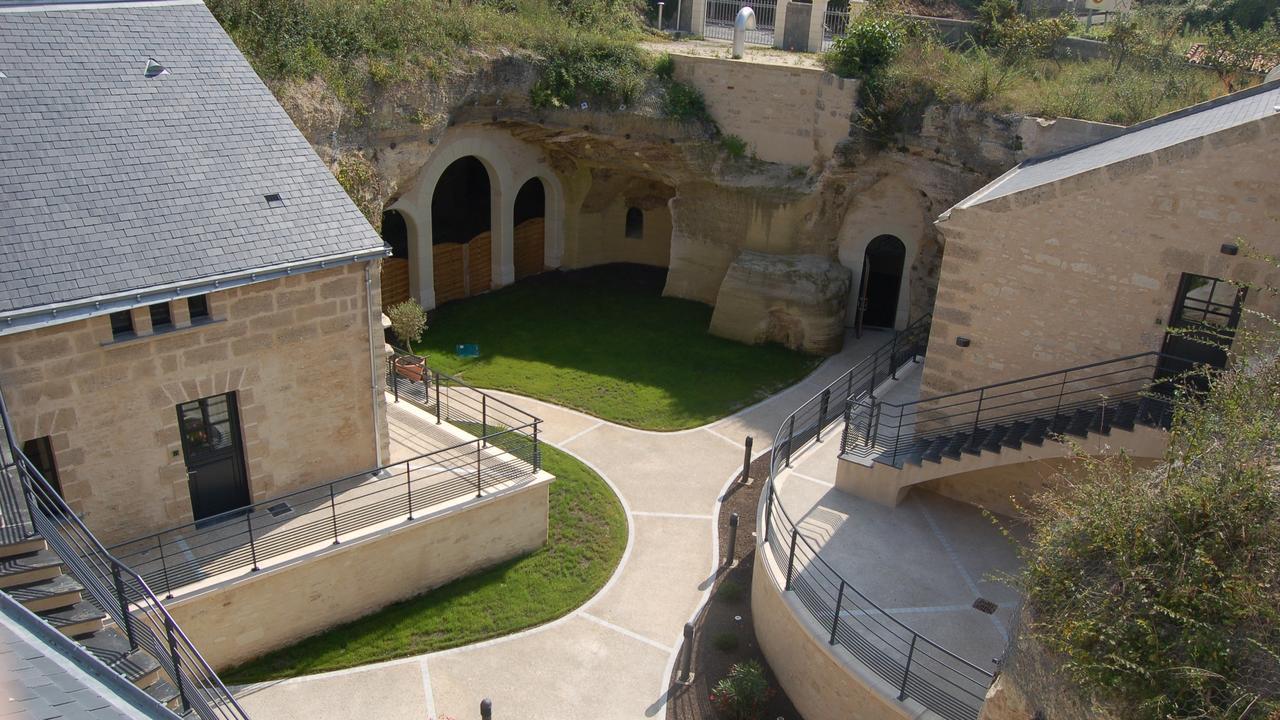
<box><xmin>231</xmin><ymin>332</ymin><xmax>1025</xmax><ymax>720</ymax></box>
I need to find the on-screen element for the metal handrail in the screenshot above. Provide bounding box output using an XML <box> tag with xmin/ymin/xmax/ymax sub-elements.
<box><xmin>755</xmin><ymin>316</ymin><xmax>997</xmax><ymax>720</ymax></box>
<box><xmin>843</xmin><ymin>351</ymin><xmax>1197</xmax><ymax>467</ymax></box>
<box><xmin>107</xmin><ymin>352</ymin><xmax>543</xmax><ymax>596</ymax></box>
<box><xmin>0</xmin><ymin>388</ymin><xmax>249</xmax><ymax>720</ymax></box>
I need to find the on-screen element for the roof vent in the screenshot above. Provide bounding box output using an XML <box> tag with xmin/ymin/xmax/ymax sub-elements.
<box><xmin>264</xmin><ymin>193</ymin><xmax>285</xmax><ymax>208</ymax></box>
<box><xmin>144</xmin><ymin>58</ymin><xmax>168</xmax><ymax>78</ymax></box>
<box><xmin>0</xmin><ymin>71</ymin><xmax>6</xmax><ymax>79</ymax></box>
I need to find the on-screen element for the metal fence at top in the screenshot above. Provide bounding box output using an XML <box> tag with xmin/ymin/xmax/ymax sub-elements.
<box><xmin>822</xmin><ymin>0</ymin><xmax>851</xmax><ymax>49</ymax></box>
<box><xmin>703</xmin><ymin>0</ymin><xmax>777</xmax><ymax>45</ymax></box>
<box><xmin>756</xmin><ymin>315</ymin><xmax>1001</xmax><ymax>720</ymax></box>
<box><xmin>111</xmin><ymin>357</ymin><xmax>541</xmax><ymax>597</ymax></box>
<box><xmin>0</xmin><ymin>389</ymin><xmax>249</xmax><ymax>720</ymax></box>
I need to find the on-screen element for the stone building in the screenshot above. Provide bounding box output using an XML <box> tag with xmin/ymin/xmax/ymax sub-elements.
<box><xmin>923</xmin><ymin>79</ymin><xmax>1280</xmax><ymax>398</ymax></box>
<box><xmin>0</xmin><ymin>0</ymin><xmax>390</xmax><ymax>545</ymax></box>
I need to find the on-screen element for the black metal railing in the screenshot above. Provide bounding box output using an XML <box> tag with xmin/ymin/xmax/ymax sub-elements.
<box><xmin>110</xmin><ymin>356</ymin><xmax>541</xmax><ymax>597</ymax></box>
<box><xmin>842</xmin><ymin>351</ymin><xmax>1193</xmax><ymax>466</ymax></box>
<box><xmin>771</xmin><ymin>314</ymin><xmax>931</xmax><ymax>472</ymax></box>
<box><xmin>0</xmin><ymin>390</ymin><xmax>249</xmax><ymax>720</ymax></box>
<box><xmin>759</xmin><ymin>315</ymin><xmax>997</xmax><ymax>720</ymax></box>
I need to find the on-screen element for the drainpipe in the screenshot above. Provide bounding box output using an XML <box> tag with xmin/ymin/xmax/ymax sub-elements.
<box><xmin>733</xmin><ymin>7</ymin><xmax>756</xmax><ymax>59</ymax></box>
<box><xmin>364</xmin><ymin>263</ymin><xmax>386</xmax><ymax>467</ymax></box>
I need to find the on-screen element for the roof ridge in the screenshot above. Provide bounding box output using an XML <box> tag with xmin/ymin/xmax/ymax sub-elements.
<box><xmin>0</xmin><ymin>0</ymin><xmax>200</xmax><ymax>14</ymax></box>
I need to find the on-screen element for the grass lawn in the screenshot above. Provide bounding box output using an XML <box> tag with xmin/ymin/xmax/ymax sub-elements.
<box><xmin>221</xmin><ymin>441</ymin><xmax>626</xmax><ymax>682</ymax></box>
<box><xmin>412</xmin><ymin>264</ymin><xmax>824</xmax><ymax>430</ymax></box>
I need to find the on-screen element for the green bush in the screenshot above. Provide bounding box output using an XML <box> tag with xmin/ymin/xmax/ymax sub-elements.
<box><xmin>715</xmin><ymin>578</ymin><xmax>745</xmax><ymax>602</ymax></box>
<box><xmin>711</xmin><ymin>632</ymin><xmax>740</xmax><ymax>653</ymax></box>
<box><xmin>710</xmin><ymin>661</ymin><xmax>774</xmax><ymax>720</ymax></box>
<box><xmin>1021</xmin><ymin>352</ymin><xmax>1280</xmax><ymax>718</ymax></box>
<box><xmin>529</xmin><ymin>35</ymin><xmax>651</xmax><ymax>109</ymax></box>
<box><xmin>386</xmin><ymin>299</ymin><xmax>429</xmax><ymax>348</ymax></box>
<box><xmin>720</xmin><ymin>134</ymin><xmax>748</xmax><ymax>159</ymax></box>
<box><xmin>653</xmin><ymin>52</ymin><xmax>675</xmax><ymax>79</ymax></box>
<box><xmin>662</xmin><ymin>81</ymin><xmax>710</xmax><ymax>121</ymax></box>
<box><xmin>821</xmin><ymin>14</ymin><xmax>907</xmax><ymax>79</ymax></box>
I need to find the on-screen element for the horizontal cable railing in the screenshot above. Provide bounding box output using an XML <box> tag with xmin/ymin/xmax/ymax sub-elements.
<box><xmin>110</xmin><ymin>355</ymin><xmax>541</xmax><ymax>597</ymax></box>
<box><xmin>758</xmin><ymin>316</ymin><xmax>996</xmax><ymax>720</ymax></box>
<box><xmin>842</xmin><ymin>351</ymin><xmax>1196</xmax><ymax>466</ymax></box>
<box><xmin>0</xmin><ymin>389</ymin><xmax>248</xmax><ymax>720</ymax></box>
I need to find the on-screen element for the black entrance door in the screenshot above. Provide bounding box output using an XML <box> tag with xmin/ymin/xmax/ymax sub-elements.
<box><xmin>858</xmin><ymin>235</ymin><xmax>906</xmax><ymax>332</ymax></box>
<box><xmin>177</xmin><ymin>393</ymin><xmax>250</xmax><ymax>522</ymax></box>
<box><xmin>1157</xmin><ymin>273</ymin><xmax>1246</xmax><ymax>389</ymax></box>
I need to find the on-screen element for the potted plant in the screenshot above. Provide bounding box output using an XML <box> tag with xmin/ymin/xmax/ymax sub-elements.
<box><xmin>387</xmin><ymin>299</ymin><xmax>428</xmax><ymax>382</ymax></box>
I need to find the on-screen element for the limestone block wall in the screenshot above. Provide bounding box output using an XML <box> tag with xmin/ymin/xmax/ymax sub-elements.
<box><xmin>923</xmin><ymin>113</ymin><xmax>1280</xmax><ymax>397</ymax></box>
<box><xmin>165</xmin><ymin>477</ymin><xmax>551</xmax><ymax>671</ymax></box>
<box><xmin>922</xmin><ymin>456</ymin><xmax>1163</xmax><ymax>518</ymax></box>
<box><xmin>708</xmin><ymin>252</ymin><xmax>851</xmax><ymax>354</ymax></box>
<box><xmin>561</xmin><ymin>167</ymin><xmax>675</xmax><ymax>269</ymax></box>
<box><xmin>751</xmin><ymin>547</ymin><xmax>922</xmax><ymax>720</ymax></box>
<box><xmin>670</xmin><ymin>54</ymin><xmax>859</xmax><ymax>167</ymax></box>
<box><xmin>0</xmin><ymin>263</ymin><xmax>387</xmax><ymax>544</ymax></box>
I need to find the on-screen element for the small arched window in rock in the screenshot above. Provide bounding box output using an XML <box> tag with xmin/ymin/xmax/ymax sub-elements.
<box><xmin>625</xmin><ymin>207</ymin><xmax>644</xmax><ymax>239</ymax></box>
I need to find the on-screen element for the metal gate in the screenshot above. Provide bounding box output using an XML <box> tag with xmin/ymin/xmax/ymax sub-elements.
<box><xmin>703</xmin><ymin>0</ymin><xmax>777</xmax><ymax>45</ymax></box>
<box><xmin>823</xmin><ymin>0</ymin><xmax>850</xmax><ymax>49</ymax></box>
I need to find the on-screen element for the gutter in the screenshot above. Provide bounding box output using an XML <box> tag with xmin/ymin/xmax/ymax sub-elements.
<box><xmin>364</xmin><ymin>264</ymin><xmax>387</xmax><ymax>467</ymax></box>
<box><xmin>0</xmin><ymin>247</ymin><xmax>390</xmax><ymax>338</ymax></box>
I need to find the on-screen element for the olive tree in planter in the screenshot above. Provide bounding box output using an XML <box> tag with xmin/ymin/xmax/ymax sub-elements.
<box><xmin>387</xmin><ymin>299</ymin><xmax>429</xmax><ymax>382</ymax></box>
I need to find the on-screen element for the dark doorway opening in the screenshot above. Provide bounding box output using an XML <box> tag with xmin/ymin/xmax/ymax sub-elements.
<box><xmin>381</xmin><ymin>209</ymin><xmax>411</xmax><ymax>309</ymax></box>
<box><xmin>22</xmin><ymin>437</ymin><xmax>62</xmax><ymax>497</ymax></box>
<box><xmin>856</xmin><ymin>235</ymin><xmax>906</xmax><ymax>333</ymax></box>
<box><xmin>514</xmin><ymin>179</ymin><xmax>547</xmax><ymax>281</ymax></box>
<box><xmin>625</xmin><ymin>207</ymin><xmax>644</xmax><ymax>239</ymax></box>
<box><xmin>431</xmin><ymin>157</ymin><xmax>491</xmax><ymax>245</ymax></box>
<box><xmin>1157</xmin><ymin>272</ymin><xmax>1246</xmax><ymax>391</ymax></box>
<box><xmin>178</xmin><ymin>392</ymin><xmax>250</xmax><ymax>523</ymax></box>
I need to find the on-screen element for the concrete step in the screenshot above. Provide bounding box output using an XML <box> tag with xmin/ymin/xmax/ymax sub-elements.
<box><xmin>80</xmin><ymin>626</ymin><xmax>163</xmax><ymax>689</ymax></box>
<box><xmin>0</xmin><ymin>548</ymin><xmax>62</xmax><ymax>588</ymax></box>
<box><xmin>143</xmin><ymin>677</ymin><xmax>181</xmax><ymax>710</ymax></box>
<box><xmin>42</xmin><ymin>599</ymin><xmax>106</xmax><ymax>638</ymax></box>
<box><xmin>6</xmin><ymin>573</ymin><xmax>82</xmax><ymax>613</ymax></box>
<box><xmin>0</xmin><ymin>536</ymin><xmax>46</xmax><ymax>560</ymax></box>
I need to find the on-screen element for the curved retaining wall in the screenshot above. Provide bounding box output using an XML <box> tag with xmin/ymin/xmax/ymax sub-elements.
<box><xmin>751</xmin><ymin>546</ymin><xmax>931</xmax><ymax>720</ymax></box>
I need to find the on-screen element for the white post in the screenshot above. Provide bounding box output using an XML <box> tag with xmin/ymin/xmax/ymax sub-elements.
<box><xmin>733</xmin><ymin>6</ymin><xmax>756</xmax><ymax>59</ymax></box>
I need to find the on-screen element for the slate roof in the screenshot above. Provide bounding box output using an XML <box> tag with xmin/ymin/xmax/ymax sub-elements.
<box><xmin>958</xmin><ymin>79</ymin><xmax>1280</xmax><ymax>209</ymax></box>
<box><xmin>0</xmin><ymin>592</ymin><xmax>177</xmax><ymax>720</ymax></box>
<box><xmin>0</xmin><ymin>0</ymin><xmax>386</xmax><ymax>333</ymax></box>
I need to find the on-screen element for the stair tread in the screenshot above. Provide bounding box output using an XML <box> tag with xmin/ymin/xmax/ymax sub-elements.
<box><xmin>143</xmin><ymin>677</ymin><xmax>181</xmax><ymax>707</ymax></box>
<box><xmin>5</xmin><ymin>573</ymin><xmax>83</xmax><ymax>601</ymax></box>
<box><xmin>0</xmin><ymin>547</ymin><xmax>62</xmax><ymax>574</ymax></box>
<box><xmin>0</xmin><ymin>536</ymin><xmax>46</xmax><ymax>559</ymax></box>
<box><xmin>42</xmin><ymin>599</ymin><xmax>106</xmax><ymax>628</ymax></box>
<box><xmin>79</xmin><ymin>627</ymin><xmax>162</xmax><ymax>684</ymax></box>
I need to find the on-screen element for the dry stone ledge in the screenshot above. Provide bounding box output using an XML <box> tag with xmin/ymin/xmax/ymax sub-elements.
<box><xmin>709</xmin><ymin>251</ymin><xmax>851</xmax><ymax>355</ymax></box>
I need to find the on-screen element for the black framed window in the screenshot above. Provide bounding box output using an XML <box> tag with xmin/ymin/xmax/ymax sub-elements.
<box><xmin>1173</xmin><ymin>274</ymin><xmax>1245</xmax><ymax>329</ymax></box>
<box><xmin>22</xmin><ymin>437</ymin><xmax>62</xmax><ymax>497</ymax></box>
<box><xmin>188</xmin><ymin>295</ymin><xmax>210</xmax><ymax>321</ymax></box>
<box><xmin>625</xmin><ymin>207</ymin><xmax>644</xmax><ymax>239</ymax></box>
<box><xmin>149</xmin><ymin>302</ymin><xmax>172</xmax><ymax>329</ymax></box>
<box><xmin>108</xmin><ymin>310</ymin><xmax>134</xmax><ymax>339</ymax></box>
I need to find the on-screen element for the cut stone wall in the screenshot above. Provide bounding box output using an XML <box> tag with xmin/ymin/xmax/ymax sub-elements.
<box><xmin>0</xmin><ymin>263</ymin><xmax>387</xmax><ymax>545</ymax></box>
<box><xmin>924</xmin><ymin>113</ymin><xmax>1280</xmax><ymax>397</ymax></box>
<box><xmin>709</xmin><ymin>252</ymin><xmax>851</xmax><ymax>354</ymax></box>
<box><xmin>165</xmin><ymin>477</ymin><xmax>551</xmax><ymax>671</ymax></box>
<box><xmin>670</xmin><ymin>54</ymin><xmax>859</xmax><ymax>167</ymax></box>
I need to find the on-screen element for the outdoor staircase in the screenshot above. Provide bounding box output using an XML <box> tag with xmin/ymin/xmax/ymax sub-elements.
<box><xmin>906</xmin><ymin>395</ymin><xmax>1175</xmax><ymax>467</ymax></box>
<box><xmin>0</xmin><ymin>533</ymin><xmax>182</xmax><ymax>711</ymax></box>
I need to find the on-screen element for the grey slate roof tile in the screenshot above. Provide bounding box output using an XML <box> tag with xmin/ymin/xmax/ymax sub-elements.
<box><xmin>961</xmin><ymin>79</ymin><xmax>1280</xmax><ymax>207</ymax></box>
<box><xmin>0</xmin><ymin>0</ymin><xmax>386</xmax><ymax>316</ymax></box>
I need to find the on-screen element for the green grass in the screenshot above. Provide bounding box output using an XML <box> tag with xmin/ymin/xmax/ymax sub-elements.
<box><xmin>413</xmin><ymin>265</ymin><xmax>824</xmax><ymax>431</ymax></box>
<box><xmin>221</xmin><ymin>441</ymin><xmax>626</xmax><ymax>682</ymax></box>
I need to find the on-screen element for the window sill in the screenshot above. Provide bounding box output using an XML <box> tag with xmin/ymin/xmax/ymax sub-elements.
<box><xmin>101</xmin><ymin>317</ymin><xmax>222</xmax><ymax>348</ymax></box>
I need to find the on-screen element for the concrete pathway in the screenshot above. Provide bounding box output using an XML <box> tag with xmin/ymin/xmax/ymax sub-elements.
<box><xmin>233</xmin><ymin>331</ymin><xmax>893</xmax><ymax>720</ymax></box>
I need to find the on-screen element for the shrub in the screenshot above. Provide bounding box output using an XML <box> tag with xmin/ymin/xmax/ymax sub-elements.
<box><xmin>715</xmin><ymin>579</ymin><xmax>745</xmax><ymax>602</ymax></box>
<box><xmin>662</xmin><ymin>81</ymin><xmax>710</xmax><ymax>121</ymax></box>
<box><xmin>711</xmin><ymin>632</ymin><xmax>739</xmax><ymax>653</ymax></box>
<box><xmin>710</xmin><ymin>661</ymin><xmax>774</xmax><ymax>720</ymax></box>
<box><xmin>386</xmin><ymin>299</ymin><xmax>429</xmax><ymax>349</ymax></box>
<box><xmin>1021</xmin><ymin>351</ymin><xmax>1280</xmax><ymax>718</ymax></box>
<box><xmin>653</xmin><ymin>52</ymin><xmax>675</xmax><ymax>80</ymax></box>
<box><xmin>821</xmin><ymin>14</ymin><xmax>907</xmax><ymax>79</ymax></box>
<box><xmin>530</xmin><ymin>35</ymin><xmax>651</xmax><ymax>109</ymax></box>
<box><xmin>720</xmin><ymin>134</ymin><xmax>748</xmax><ymax>159</ymax></box>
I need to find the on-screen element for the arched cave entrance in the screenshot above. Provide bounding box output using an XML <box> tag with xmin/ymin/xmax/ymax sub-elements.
<box><xmin>857</xmin><ymin>234</ymin><xmax>906</xmax><ymax>332</ymax></box>
<box><xmin>380</xmin><ymin>209</ymin><xmax>411</xmax><ymax>309</ymax></box>
<box><xmin>431</xmin><ymin>156</ymin><xmax>492</xmax><ymax>304</ymax></box>
<box><xmin>513</xmin><ymin>178</ymin><xmax>546</xmax><ymax>281</ymax></box>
